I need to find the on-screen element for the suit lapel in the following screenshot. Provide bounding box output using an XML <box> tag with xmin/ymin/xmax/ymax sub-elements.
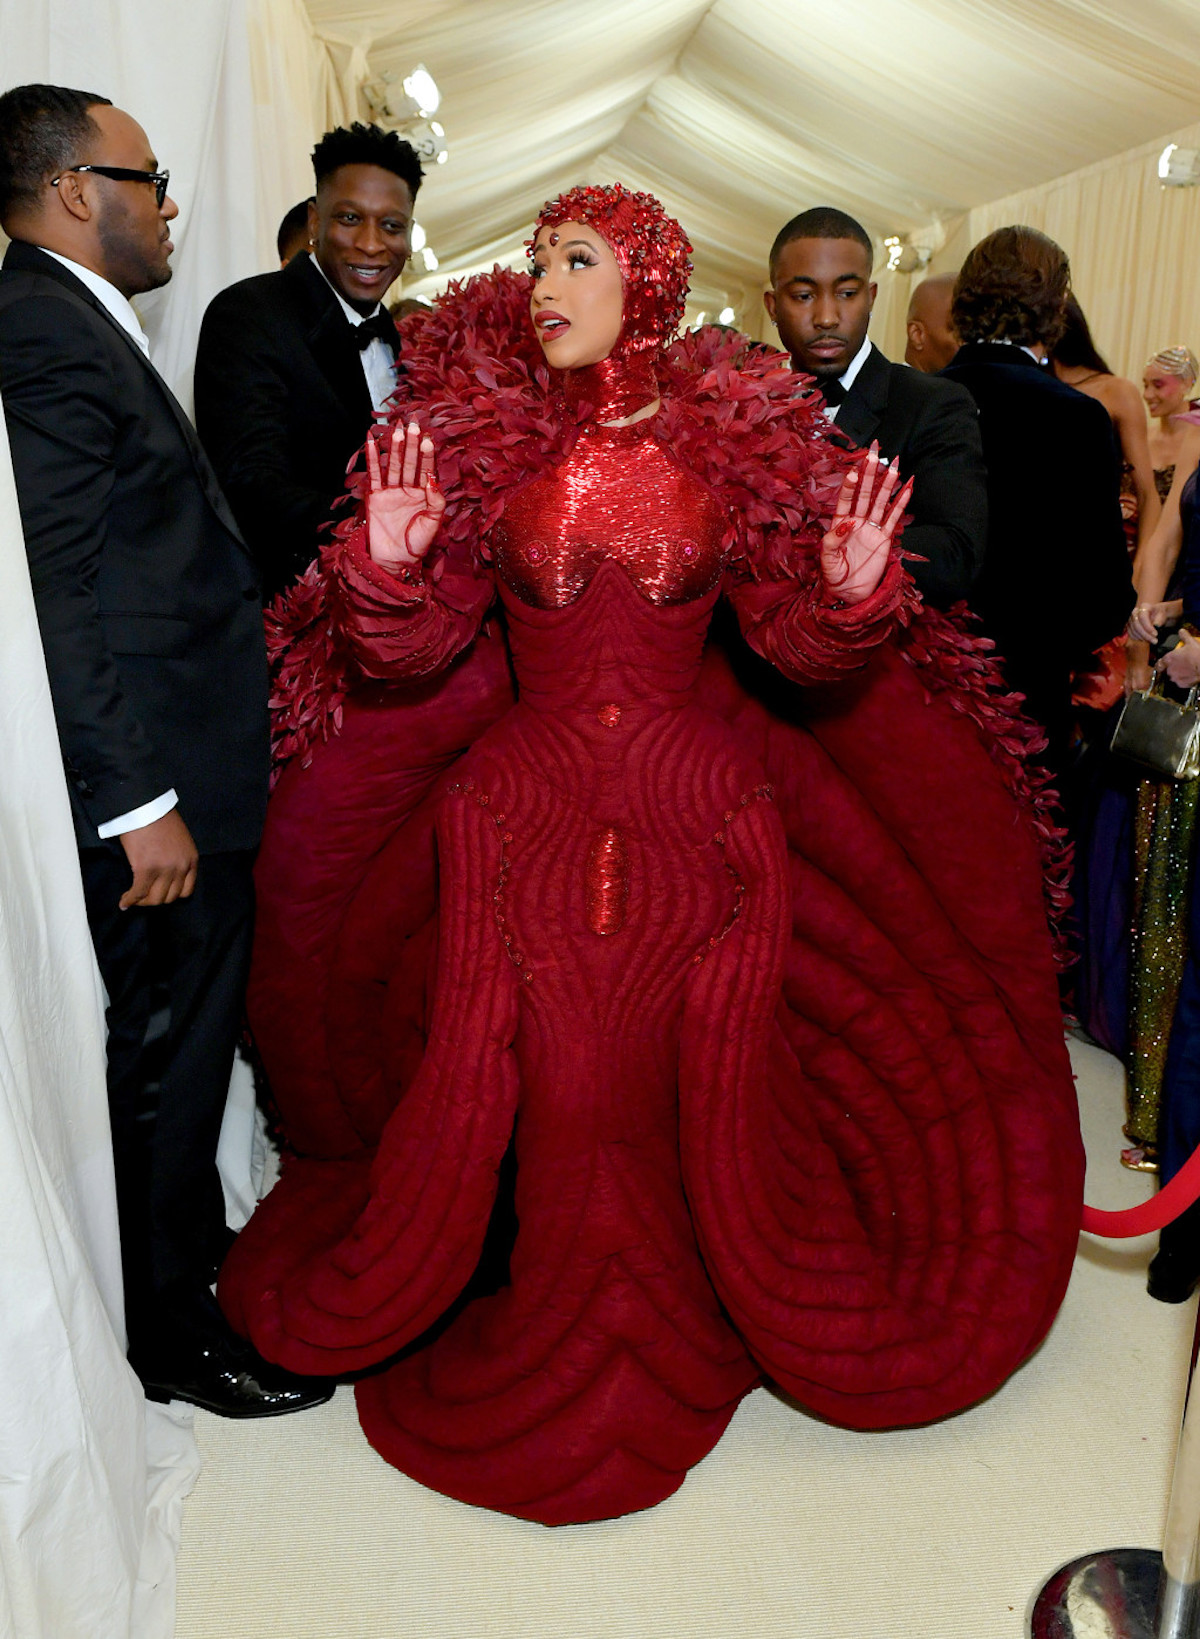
<box><xmin>834</xmin><ymin>344</ymin><xmax>891</xmax><ymax>449</ymax></box>
<box><xmin>2</xmin><ymin>243</ymin><xmax>251</xmax><ymax>556</ymax></box>
<box><xmin>286</xmin><ymin>254</ymin><xmax>374</xmax><ymax>424</ymax></box>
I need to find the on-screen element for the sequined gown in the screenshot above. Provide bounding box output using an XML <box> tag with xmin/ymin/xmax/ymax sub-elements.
<box><xmin>1129</xmin><ymin>468</ymin><xmax>1200</xmax><ymax>1153</ymax></box>
<box><xmin>221</xmin><ymin>383</ymin><xmax>1080</xmax><ymax>1524</ymax></box>
<box><xmin>1075</xmin><ymin>462</ymin><xmax>1186</xmax><ymax>1084</ymax></box>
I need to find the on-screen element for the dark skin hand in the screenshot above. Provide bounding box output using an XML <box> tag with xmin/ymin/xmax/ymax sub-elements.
<box><xmin>118</xmin><ymin>808</ymin><xmax>198</xmax><ymax>909</ymax></box>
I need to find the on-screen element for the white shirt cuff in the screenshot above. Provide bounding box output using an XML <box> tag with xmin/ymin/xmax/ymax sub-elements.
<box><xmin>96</xmin><ymin>789</ymin><xmax>179</xmax><ymax>839</ymax></box>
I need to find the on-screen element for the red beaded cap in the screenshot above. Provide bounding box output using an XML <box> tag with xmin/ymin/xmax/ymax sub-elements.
<box><xmin>529</xmin><ymin>183</ymin><xmax>693</xmax><ymax>357</ymax></box>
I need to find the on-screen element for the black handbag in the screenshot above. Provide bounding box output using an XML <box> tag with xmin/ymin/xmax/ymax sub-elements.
<box><xmin>1111</xmin><ymin>672</ymin><xmax>1200</xmax><ymax>780</ymax></box>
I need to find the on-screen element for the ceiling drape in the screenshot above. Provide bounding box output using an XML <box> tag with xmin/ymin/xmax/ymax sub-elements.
<box><xmin>280</xmin><ymin>0</ymin><xmax>1200</xmax><ymax>371</ymax></box>
<box><xmin>965</xmin><ymin>120</ymin><xmax>1200</xmax><ymax>382</ymax></box>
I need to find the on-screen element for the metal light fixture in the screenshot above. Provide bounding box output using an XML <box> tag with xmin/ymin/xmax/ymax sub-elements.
<box><xmin>404</xmin><ymin>120</ymin><xmax>448</xmax><ymax>167</ymax></box>
<box><xmin>884</xmin><ymin>234</ymin><xmax>932</xmax><ymax>274</ymax></box>
<box><xmin>362</xmin><ymin>64</ymin><xmax>448</xmax><ymax>168</ymax></box>
<box><xmin>1159</xmin><ymin>143</ymin><xmax>1200</xmax><ymax>187</ymax></box>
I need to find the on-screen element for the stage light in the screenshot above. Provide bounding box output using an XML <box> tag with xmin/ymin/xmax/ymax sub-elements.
<box><xmin>407</xmin><ymin>120</ymin><xmax>448</xmax><ymax>168</ymax></box>
<box><xmin>1159</xmin><ymin>144</ymin><xmax>1200</xmax><ymax>186</ymax></box>
<box><xmin>403</xmin><ymin>66</ymin><xmax>440</xmax><ymax>117</ymax></box>
<box><xmin>884</xmin><ymin>234</ymin><xmax>931</xmax><ymax>274</ymax></box>
<box><xmin>361</xmin><ymin>67</ymin><xmax>448</xmax><ymax>165</ymax></box>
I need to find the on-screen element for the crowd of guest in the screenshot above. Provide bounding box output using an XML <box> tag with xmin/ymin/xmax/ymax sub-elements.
<box><xmin>0</xmin><ymin>75</ymin><xmax>1198</xmax><ymax>1457</ymax></box>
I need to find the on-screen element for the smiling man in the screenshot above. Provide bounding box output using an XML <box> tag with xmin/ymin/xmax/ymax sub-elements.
<box><xmin>765</xmin><ymin>206</ymin><xmax>986</xmax><ymax>608</ymax></box>
<box><xmin>195</xmin><ymin>123</ymin><xmax>422</xmax><ymax>598</ymax></box>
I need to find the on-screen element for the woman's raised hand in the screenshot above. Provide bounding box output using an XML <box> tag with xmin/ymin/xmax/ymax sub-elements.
<box><xmin>821</xmin><ymin>445</ymin><xmax>912</xmax><ymax>606</ymax></box>
<box><xmin>366</xmin><ymin>420</ymin><xmax>445</xmax><ymax>572</ymax></box>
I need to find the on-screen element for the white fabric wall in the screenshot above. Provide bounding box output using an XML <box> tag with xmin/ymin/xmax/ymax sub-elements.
<box><xmin>0</xmin><ymin>5</ymin><xmax>310</xmax><ymax>1633</ymax></box>
<box><xmin>0</xmin><ymin>396</ymin><xmax>200</xmax><ymax>1639</ymax></box>
<box><xmin>965</xmin><ymin>119</ymin><xmax>1200</xmax><ymax>385</ymax></box>
<box><xmin>0</xmin><ymin>0</ymin><xmax>332</xmax><ymax>410</ymax></box>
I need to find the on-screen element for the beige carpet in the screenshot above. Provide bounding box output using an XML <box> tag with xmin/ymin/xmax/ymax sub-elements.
<box><xmin>175</xmin><ymin>1038</ymin><xmax>1195</xmax><ymax>1639</ymax></box>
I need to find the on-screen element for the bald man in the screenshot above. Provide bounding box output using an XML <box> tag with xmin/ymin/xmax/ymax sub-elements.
<box><xmin>905</xmin><ymin>274</ymin><xmax>959</xmax><ymax>373</ymax></box>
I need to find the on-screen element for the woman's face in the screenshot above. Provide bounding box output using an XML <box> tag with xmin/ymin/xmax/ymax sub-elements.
<box><xmin>530</xmin><ymin>221</ymin><xmax>624</xmax><ymax>369</ymax></box>
<box><xmin>1144</xmin><ymin>367</ymin><xmax>1189</xmax><ymax>419</ymax></box>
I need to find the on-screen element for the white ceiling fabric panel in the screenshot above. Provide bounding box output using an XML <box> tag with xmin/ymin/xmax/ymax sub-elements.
<box><xmin>296</xmin><ymin>0</ymin><xmax>1200</xmax><ymax>357</ymax></box>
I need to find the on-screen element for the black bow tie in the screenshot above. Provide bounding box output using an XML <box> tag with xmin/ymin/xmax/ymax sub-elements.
<box><xmin>820</xmin><ymin>376</ymin><xmax>847</xmax><ymax>406</ymax></box>
<box><xmin>355</xmin><ymin>311</ymin><xmax>397</xmax><ymax>352</ymax></box>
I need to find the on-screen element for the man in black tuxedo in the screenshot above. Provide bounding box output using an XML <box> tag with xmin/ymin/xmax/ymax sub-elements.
<box><xmin>943</xmin><ymin>225</ymin><xmax>1133</xmax><ymax>771</ymax></box>
<box><xmin>195</xmin><ymin>123</ymin><xmax>422</xmax><ymax>599</ymax></box>
<box><xmin>0</xmin><ymin>83</ymin><xmax>330</xmax><ymax>1415</ymax></box>
<box><xmin>764</xmin><ymin>207</ymin><xmax>987</xmax><ymax>609</ymax></box>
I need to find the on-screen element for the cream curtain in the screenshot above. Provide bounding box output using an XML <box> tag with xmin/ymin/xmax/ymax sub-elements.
<box><xmin>964</xmin><ymin>119</ymin><xmax>1200</xmax><ymax>384</ymax></box>
<box><xmin>246</xmin><ymin>0</ymin><xmax>354</xmax><ymax>273</ymax></box>
<box><xmin>0</xmin><ymin>5</ymin><xmax>314</xmax><ymax>1632</ymax></box>
<box><xmin>0</xmin><ymin>391</ymin><xmax>201</xmax><ymax>1639</ymax></box>
<box><xmin>290</xmin><ymin>0</ymin><xmax>1200</xmax><ymax>370</ymax></box>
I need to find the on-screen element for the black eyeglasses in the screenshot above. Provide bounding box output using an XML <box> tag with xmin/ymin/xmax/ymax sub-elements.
<box><xmin>53</xmin><ymin>165</ymin><xmax>170</xmax><ymax>208</ymax></box>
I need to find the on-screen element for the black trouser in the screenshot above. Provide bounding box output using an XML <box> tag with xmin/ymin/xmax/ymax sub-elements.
<box><xmin>79</xmin><ymin>845</ymin><xmax>255</xmax><ymax>1345</ymax></box>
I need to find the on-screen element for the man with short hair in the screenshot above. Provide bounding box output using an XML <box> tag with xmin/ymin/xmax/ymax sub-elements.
<box><xmin>905</xmin><ymin>273</ymin><xmax>959</xmax><ymax>373</ymax></box>
<box><xmin>0</xmin><ymin>82</ymin><xmax>330</xmax><ymax>1416</ymax></box>
<box><xmin>276</xmin><ymin>197</ymin><xmax>312</xmax><ymax>266</ymax></box>
<box><xmin>195</xmin><ymin>123</ymin><xmax>422</xmax><ymax>598</ymax></box>
<box><xmin>943</xmin><ymin>224</ymin><xmax>1132</xmax><ymax>770</ymax></box>
<box><xmin>764</xmin><ymin>206</ymin><xmax>986</xmax><ymax>608</ymax></box>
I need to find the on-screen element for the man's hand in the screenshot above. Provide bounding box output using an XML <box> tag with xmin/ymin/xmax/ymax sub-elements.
<box><xmin>118</xmin><ymin>810</ymin><xmax>199</xmax><ymax>909</ymax></box>
<box><xmin>1158</xmin><ymin>630</ymin><xmax>1200</xmax><ymax>691</ymax></box>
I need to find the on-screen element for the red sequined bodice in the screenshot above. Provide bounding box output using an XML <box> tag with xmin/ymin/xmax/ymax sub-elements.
<box><xmin>493</xmin><ymin>419</ymin><xmax>729</xmax><ymax>609</ymax></box>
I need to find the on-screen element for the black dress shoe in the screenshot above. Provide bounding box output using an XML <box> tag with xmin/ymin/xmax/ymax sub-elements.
<box><xmin>1148</xmin><ymin>1244</ymin><xmax>1200</xmax><ymax>1304</ymax></box>
<box><xmin>131</xmin><ymin>1332</ymin><xmax>336</xmax><ymax>1419</ymax></box>
<box><xmin>1148</xmin><ymin>1202</ymin><xmax>1200</xmax><ymax>1305</ymax></box>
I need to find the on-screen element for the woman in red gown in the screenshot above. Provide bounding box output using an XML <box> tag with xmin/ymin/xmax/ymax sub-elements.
<box><xmin>220</xmin><ymin>186</ymin><xmax>1082</xmax><ymax>1525</ymax></box>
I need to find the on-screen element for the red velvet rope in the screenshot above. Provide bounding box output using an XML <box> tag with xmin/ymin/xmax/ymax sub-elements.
<box><xmin>1082</xmin><ymin>1143</ymin><xmax>1200</xmax><ymax>1238</ymax></box>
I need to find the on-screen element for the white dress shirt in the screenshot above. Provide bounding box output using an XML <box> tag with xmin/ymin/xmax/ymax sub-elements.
<box><xmin>309</xmin><ymin>254</ymin><xmax>398</xmax><ymax>414</ymax></box>
<box><xmin>987</xmin><ymin>338</ymin><xmax>1045</xmax><ymax>364</ymax></box>
<box><xmin>823</xmin><ymin>335</ymin><xmax>874</xmax><ymax>423</ymax></box>
<box><xmin>41</xmin><ymin>249</ymin><xmax>150</xmax><ymax>357</ymax></box>
<box><xmin>38</xmin><ymin>249</ymin><xmax>178</xmax><ymax>840</ymax></box>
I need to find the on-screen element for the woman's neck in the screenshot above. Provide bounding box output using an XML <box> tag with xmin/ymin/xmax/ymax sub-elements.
<box><xmin>560</xmin><ymin>352</ymin><xmax>659</xmax><ymax>424</ymax></box>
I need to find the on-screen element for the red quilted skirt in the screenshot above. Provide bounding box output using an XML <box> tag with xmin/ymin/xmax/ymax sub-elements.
<box><xmin>220</xmin><ymin>566</ymin><xmax>1082</xmax><ymax>1523</ymax></box>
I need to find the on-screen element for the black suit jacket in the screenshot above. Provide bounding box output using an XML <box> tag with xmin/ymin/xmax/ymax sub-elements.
<box><xmin>942</xmin><ymin>341</ymin><xmax>1134</xmax><ymax>753</ymax></box>
<box><xmin>831</xmin><ymin>343</ymin><xmax>988</xmax><ymax>608</ymax></box>
<box><xmin>194</xmin><ymin>252</ymin><xmax>397</xmax><ymax>600</ymax></box>
<box><xmin>0</xmin><ymin>242</ymin><xmax>268</xmax><ymax>853</ymax></box>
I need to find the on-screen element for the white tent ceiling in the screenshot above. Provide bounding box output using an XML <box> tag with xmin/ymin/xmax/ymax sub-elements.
<box><xmin>302</xmin><ymin>0</ymin><xmax>1200</xmax><ymax>317</ymax></box>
